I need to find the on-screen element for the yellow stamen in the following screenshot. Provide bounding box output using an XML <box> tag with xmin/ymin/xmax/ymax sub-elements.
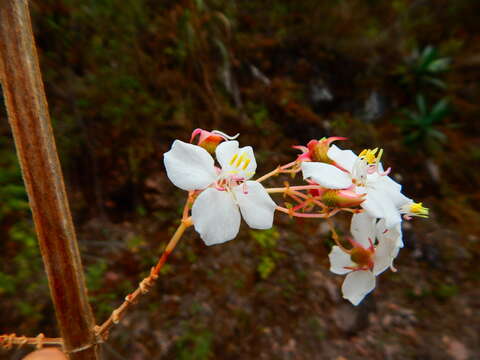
<box><xmin>359</xmin><ymin>148</ymin><xmax>382</xmax><ymax>164</ymax></box>
<box><xmin>410</xmin><ymin>202</ymin><xmax>429</xmax><ymax>217</ymax></box>
<box><xmin>229</xmin><ymin>153</ymin><xmax>238</xmax><ymax>165</ymax></box>
<box><xmin>235</xmin><ymin>153</ymin><xmax>246</xmax><ymax>167</ymax></box>
<box><xmin>242</xmin><ymin>158</ymin><xmax>251</xmax><ymax>170</ymax></box>
<box><xmin>377</xmin><ymin>148</ymin><xmax>383</xmax><ymax>162</ymax></box>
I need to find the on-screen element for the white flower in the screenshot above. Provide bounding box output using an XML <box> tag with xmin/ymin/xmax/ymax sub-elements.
<box><xmin>329</xmin><ymin>212</ymin><xmax>402</xmax><ymax>305</ymax></box>
<box><xmin>302</xmin><ymin>145</ymin><xmax>410</xmax><ymax>228</ymax></box>
<box><xmin>163</xmin><ymin>140</ymin><xmax>277</xmax><ymax>246</ymax></box>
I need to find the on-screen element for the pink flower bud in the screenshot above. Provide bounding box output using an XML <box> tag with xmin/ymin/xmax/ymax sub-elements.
<box><xmin>190</xmin><ymin>129</ymin><xmax>225</xmax><ymax>154</ymax></box>
<box><xmin>293</xmin><ymin>136</ymin><xmax>347</xmax><ymax>163</ymax></box>
<box><xmin>321</xmin><ymin>189</ymin><xmax>365</xmax><ymax>208</ymax></box>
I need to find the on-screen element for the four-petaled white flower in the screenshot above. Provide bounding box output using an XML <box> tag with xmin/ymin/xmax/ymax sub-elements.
<box><xmin>164</xmin><ymin>140</ymin><xmax>277</xmax><ymax>246</ymax></box>
<box><xmin>302</xmin><ymin>145</ymin><xmax>410</xmax><ymax>228</ymax></box>
<box><xmin>329</xmin><ymin>212</ymin><xmax>402</xmax><ymax>305</ymax></box>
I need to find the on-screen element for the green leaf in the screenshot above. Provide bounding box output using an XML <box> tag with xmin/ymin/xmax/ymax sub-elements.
<box><xmin>427</xmin><ymin>58</ymin><xmax>451</xmax><ymax>73</ymax></box>
<box><xmin>424</xmin><ymin>76</ymin><xmax>447</xmax><ymax>89</ymax></box>
<box><xmin>428</xmin><ymin>129</ymin><xmax>448</xmax><ymax>143</ymax></box>
<box><xmin>430</xmin><ymin>98</ymin><xmax>450</xmax><ymax>122</ymax></box>
<box><xmin>416</xmin><ymin>94</ymin><xmax>427</xmax><ymax>116</ymax></box>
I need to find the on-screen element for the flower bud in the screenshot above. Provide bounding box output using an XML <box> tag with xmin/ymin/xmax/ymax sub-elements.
<box><xmin>321</xmin><ymin>189</ymin><xmax>365</xmax><ymax>208</ymax></box>
<box><xmin>190</xmin><ymin>129</ymin><xmax>225</xmax><ymax>154</ymax></box>
<box><xmin>294</xmin><ymin>136</ymin><xmax>346</xmax><ymax>163</ymax></box>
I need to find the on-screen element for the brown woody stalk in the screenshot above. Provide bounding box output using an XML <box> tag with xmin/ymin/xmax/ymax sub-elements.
<box><xmin>0</xmin><ymin>1</ymin><xmax>99</xmax><ymax>359</ymax></box>
<box><xmin>96</xmin><ymin>217</ymin><xmax>192</xmax><ymax>339</ymax></box>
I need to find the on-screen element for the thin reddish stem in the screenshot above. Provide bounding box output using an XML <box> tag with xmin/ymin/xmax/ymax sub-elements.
<box><xmin>0</xmin><ymin>333</ymin><xmax>63</xmax><ymax>349</ymax></box>
<box><xmin>255</xmin><ymin>161</ymin><xmax>298</xmax><ymax>183</ymax></box>
<box><xmin>266</xmin><ymin>185</ymin><xmax>322</xmax><ymax>193</ymax></box>
<box><xmin>327</xmin><ymin>218</ymin><xmax>351</xmax><ymax>253</ymax></box>
<box><xmin>95</xmin><ymin>217</ymin><xmax>193</xmax><ymax>340</ymax></box>
<box><xmin>276</xmin><ymin>206</ymin><xmax>329</xmax><ymax>218</ymax></box>
<box><xmin>182</xmin><ymin>191</ymin><xmax>194</xmax><ymax>220</ymax></box>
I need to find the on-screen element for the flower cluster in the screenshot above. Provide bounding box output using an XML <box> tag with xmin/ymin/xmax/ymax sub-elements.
<box><xmin>163</xmin><ymin>130</ymin><xmax>428</xmax><ymax>305</ymax></box>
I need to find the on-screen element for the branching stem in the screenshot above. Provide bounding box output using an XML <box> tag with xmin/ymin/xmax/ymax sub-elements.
<box><xmin>95</xmin><ymin>217</ymin><xmax>193</xmax><ymax>340</ymax></box>
<box><xmin>255</xmin><ymin>161</ymin><xmax>298</xmax><ymax>183</ymax></box>
<box><xmin>0</xmin><ymin>333</ymin><xmax>63</xmax><ymax>349</ymax></box>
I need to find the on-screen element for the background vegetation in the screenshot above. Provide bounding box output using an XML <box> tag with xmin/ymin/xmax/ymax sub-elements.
<box><xmin>1</xmin><ymin>0</ymin><xmax>479</xmax><ymax>359</ymax></box>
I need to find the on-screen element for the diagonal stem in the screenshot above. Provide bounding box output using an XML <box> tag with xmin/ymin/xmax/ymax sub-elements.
<box><xmin>95</xmin><ymin>217</ymin><xmax>193</xmax><ymax>339</ymax></box>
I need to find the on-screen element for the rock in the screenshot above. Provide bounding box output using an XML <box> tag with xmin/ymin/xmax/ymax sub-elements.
<box><xmin>333</xmin><ymin>299</ymin><xmax>374</xmax><ymax>334</ymax></box>
<box><xmin>309</xmin><ymin>79</ymin><xmax>334</xmax><ymax>106</ymax></box>
<box><xmin>442</xmin><ymin>336</ymin><xmax>470</xmax><ymax>360</ymax></box>
<box><xmin>361</xmin><ymin>91</ymin><xmax>387</xmax><ymax>122</ymax></box>
<box><xmin>426</xmin><ymin>159</ymin><xmax>441</xmax><ymax>183</ymax></box>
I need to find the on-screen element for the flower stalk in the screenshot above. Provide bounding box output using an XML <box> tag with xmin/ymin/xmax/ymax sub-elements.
<box><xmin>0</xmin><ymin>333</ymin><xmax>63</xmax><ymax>349</ymax></box>
<box><xmin>255</xmin><ymin>161</ymin><xmax>299</xmax><ymax>182</ymax></box>
<box><xmin>95</xmin><ymin>217</ymin><xmax>193</xmax><ymax>340</ymax></box>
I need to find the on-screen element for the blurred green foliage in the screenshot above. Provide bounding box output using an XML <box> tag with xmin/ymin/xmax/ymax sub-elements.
<box><xmin>251</xmin><ymin>227</ymin><xmax>282</xmax><ymax>279</ymax></box>
<box><xmin>176</xmin><ymin>323</ymin><xmax>214</xmax><ymax>360</ymax></box>
<box><xmin>0</xmin><ymin>137</ymin><xmax>47</xmax><ymax>322</ymax></box>
<box><xmin>0</xmin><ymin>0</ymin><xmax>478</xmax><ymax>356</ymax></box>
<box><xmin>396</xmin><ymin>94</ymin><xmax>450</xmax><ymax>151</ymax></box>
<box><xmin>396</xmin><ymin>45</ymin><xmax>451</xmax><ymax>89</ymax></box>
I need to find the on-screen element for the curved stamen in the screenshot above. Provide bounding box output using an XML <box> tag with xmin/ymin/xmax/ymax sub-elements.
<box><xmin>211</xmin><ymin>130</ymin><xmax>240</xmax><ymax>140</ymax></box>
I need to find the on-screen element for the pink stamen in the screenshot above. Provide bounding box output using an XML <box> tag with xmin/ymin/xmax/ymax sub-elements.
<box><xmin>368</xmin><ymin>237</ymin><xmax>375</xmax><ymax>252</ymax></box>
<box><xmin>344</xmin><ymin>265</ymin><xmax>370</xmax><ymax>272</ymax></box>
<box><xmin>378</xmin><ymin>167</ymin><xmax>392</xmax><ymax>176</ymax></box>
<box><xmin>292</xmin><ymin>145</ymin><xmax>308</xmax><ymax>153</ymax></box>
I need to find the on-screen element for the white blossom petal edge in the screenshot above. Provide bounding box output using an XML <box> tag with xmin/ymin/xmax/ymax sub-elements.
<box><xmin>303</xmin><ymin>144</ymin><xmax>410</xmax><ymax>227</ymax></box>
<box><xmin>164</xmin><ymin>140</ymin><xmax>276</xmax><ymax>246</ymax></box>
<box><xmin>328</xmin><ymin>212</ymin><xmax>403</xmax><ymax>305</ymax></box>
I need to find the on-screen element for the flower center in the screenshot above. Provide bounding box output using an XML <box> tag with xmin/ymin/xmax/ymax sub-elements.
<box><xmin>350</xmin><ymin>246</ymin><xmax>374</xmax><ymax>270</ymax></box>
<box><xmin>352</xmin><ymin>147</ymin><xmax>387</xmax><ymax>186</ymax></box>
<box><xmin>359</xmin><ymin>148</ymin><xmax>383</xmax><ymax>165</ymax></box>
<box><xmin>215</xmin><ymin>151</ymin><xmax>254</xmax><ymax>193</ymax></box>
<box><xmin>229</xmin><ymin>152</ymin><xmax>251</xmax><ymax>170</ymax></box>
<box><xmin>225</xmin><ymin>151</ymin><xmax>255</xmax><ymax>179</ymax></box>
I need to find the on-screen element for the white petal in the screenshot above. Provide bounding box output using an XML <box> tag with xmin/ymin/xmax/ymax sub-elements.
<box><xmin>302</xmin><ymin>162</ymin><xmax>352</xmax><ymax>189</ymax></box>
<box><xmin>350</xmin><ymin>212</ymin><xmax>376</xmax><ymax>248</ymax></box>
<box><xmin>342</xmin><ymin>270</ymin><xmax>376</xmax><ymax>306</ymax></box>
<box><xmin>377</xmin><ymin>219</ymin><xmax>403</xmax><ymax>248</ymax></box>
<box><xmin>163</xmin><ymin>140</ymin><xmax>217</xmax><ymax>191</ymax></box>
<box><xmin>373</xmin><ymin>238</ymin><xmax>399</xmax><ymax>276</ymax></box>
<box><xmin>361</xmin><ymin>188</ymin><xmax>401</xmax><ymax>228</ymax></box>
<box><xmin>356</xmin><ymin>186</ymin><xmax>381</xmax><ymax>219</ymax></box>
<box><xmin>216</xmin><ymin>141</ymin><xmax>239</xmax><ymax>168</ymax></box>
<box><xmin>217</xmin><ymin>141</ymin><xmax>257</xmax><ymax>180</ymax></box>
<box><xmin>191</xmin><ymin>188</ymin><xmax>241</xmax><ymax>246</ymax></box>
<box><xmin>329</xmin><ymin>246</ymin><xmax>355</xmax><ymax>275</ymax></box>
<box><xmin>327</xmin><ymin>145</ymin><xmax>358</xmax><ymax>172</ymax></box>
<box><xmin>234</xmin><ymin>181</ymin><xmax>276</xmax><ymax>229</ymax></box>
<box><xmin>375</xmin><ymin>177</ymin><xmax>410</xmax><ymax>207</ymax></box>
